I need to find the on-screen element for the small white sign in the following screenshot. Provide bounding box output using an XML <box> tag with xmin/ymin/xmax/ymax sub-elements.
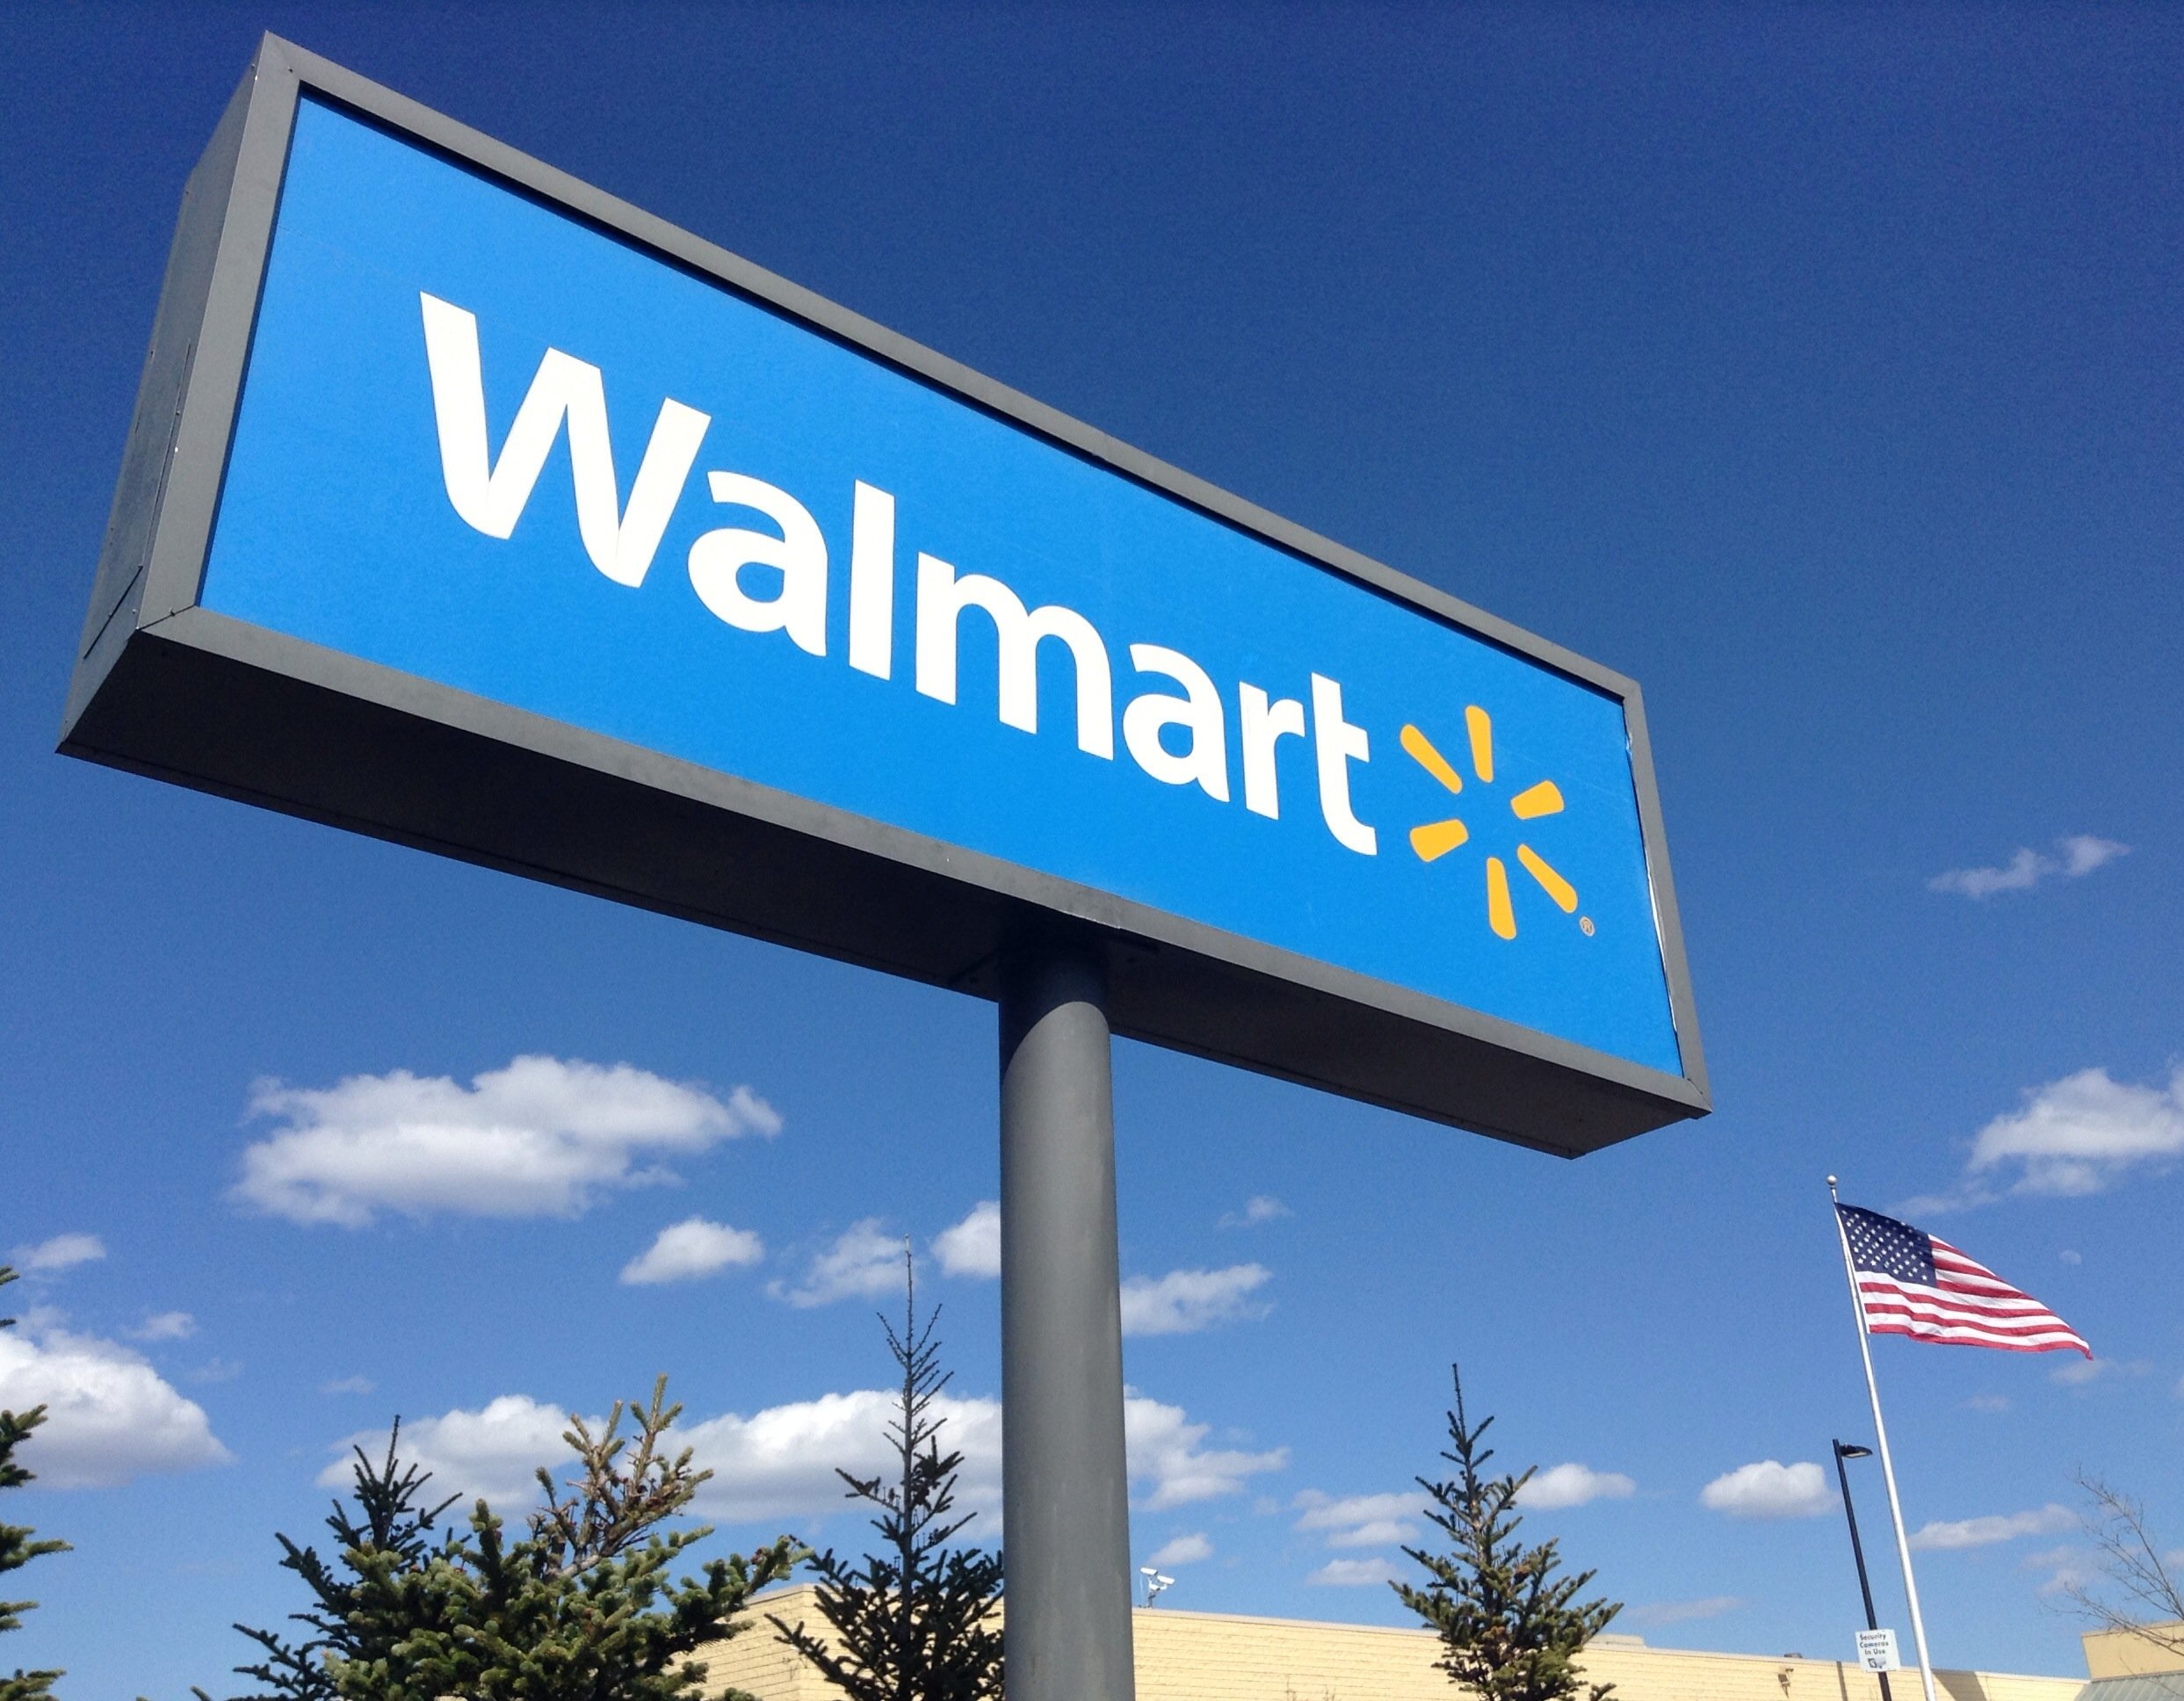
<box><xmin>1856</xmin><ymin>1628</ymin><xmax>1902</xmax><ymax>1672</ymax></box>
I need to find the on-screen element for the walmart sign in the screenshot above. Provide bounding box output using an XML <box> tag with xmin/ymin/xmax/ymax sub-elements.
<box><xmin>63</xmin><ymin>47</ymin><xmax>1705</xmax><ymax>1149</ymax></box>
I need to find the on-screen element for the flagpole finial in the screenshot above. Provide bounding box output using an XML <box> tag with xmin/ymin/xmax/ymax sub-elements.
<box><xmin>1826</xmin><ymin>1175</ymin><xmax>1839</xmax><ymax>1191</ymax></box>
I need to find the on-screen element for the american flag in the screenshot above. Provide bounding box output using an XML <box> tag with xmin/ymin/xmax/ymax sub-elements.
<box><xmin>1837</xmin><ymin>1204</ymin><xmax>2090</xmax><ymax>1357</ymax></box>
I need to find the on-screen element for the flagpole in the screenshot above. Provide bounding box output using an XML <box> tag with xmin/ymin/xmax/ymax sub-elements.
<box><xmin>1828</xmin><ymin>1177</ymin><xmax>1939</xmax><ymax>1701</ymax></box>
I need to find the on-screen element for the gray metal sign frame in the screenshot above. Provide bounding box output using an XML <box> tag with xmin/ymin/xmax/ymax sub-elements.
<box><xmin>61</xmin><ymin>33</ymin><xmax>1708</xmax><ymax>1155</ymax></box>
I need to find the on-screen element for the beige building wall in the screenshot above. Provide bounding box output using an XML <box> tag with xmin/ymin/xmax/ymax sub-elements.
<box><xmin>2082</xmin><ymin>1621</ymin><xmax>2184</xmax><ymax>1680</ymax></box>
<box><xmin>698</xmin><ymin>1585</ymin><xmax>2086</xmax><ymax>1701</ymax></box>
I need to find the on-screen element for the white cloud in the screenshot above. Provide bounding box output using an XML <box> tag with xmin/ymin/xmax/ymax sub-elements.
<box><xmin>1961</xmin><ymin>1065</ymin><xmax>2184</xmax><ymax>1198</ymax></box>
<box><xmin>1146</xmin><ymin>1533</ymin><xmax>1213</xmax><ymax>1567</ymax></box>
<box><xmin>933</xmin><ymin>1201</ymin><xmax>1001</xmax><ymax>1279</ymax></box>
<box><xmin>1910</xmin><ymin>1503</ymin><xmax>2076</xmax><ymax>1552</ymax></box>
<box><xmin>1928</xmin><ymin>835</ymin><xmax>2129</xmax><ymax>899</ymax></box>
<box><xmin>2020</xmin><ymin>1542</ymin><xmax>2103</xmax><ymax>1598</ymax></box>
<box><xmin>1961</xmin><ymin>1393</ymin><xmax>2012</xmax><ymax>1414</ymax></box>
<box><xmin>2060</xmin><ymin>835</ymin><xmax>2130</xmax><ymax>876</ymax></box>
<box><xmin>1626</xmin><ymin>1596</ymin><xmax>1744</xmax><ymax>1627</ymax></box>
<box><xmin>1295</xmin><ymin>1467</ymin><xmax>1634</xmax><ymax>1537</ymax></box>
<box><xmin>687</xmin><ymin>1388</ymin><xmax>1004</xmax><ymax>1522</ymax></box>
<box><xmin>1519</xmin><ymin>1463</ymin><xmax>1637</xmax><ymax>1510</ymax></box>
<box><xmin>126</xmin><ymin>1310</ymin><xmax>196</xmax><ymax>1343</ymax></box>
<box><xmin>321</xmin><ymin>1374</ymin><xmax>375</xmax><ymax>1395</ymax></box>
<box><xmin>1700</xmin><ymin>1460</ymin><xmax>1833</xmax><ymax>1520</ymax></box>
<box><xmin>1928</xmin><ymin>848</ymin><xmax>2043</xmax><ymax>898</ymax></box>
<box><xmin>235</xmin><ymin>1055</ymin><xmax>778</xmax><ymax>1227</ymax></box>
<box><xmin>1294</xmin><ymin>1490</ymin><xmax>1423</xmax><ymax>1548</ymax></box>
<box><xmin>770</xmin><ymin>1220</ymin><xmax>906</xmax><ymax>1308</ymax></box>
<box><xmin>190</xmin><ymin>1357</ymin><xmax>242</xmax><ymax>1385</ymax></box>
<box><xmin>2052</xmin><ymin>1357</ymin><xmax>2148</xmax><ymax>1388</ymax></box>
<box><xmin>327</xmin><ymin>1394</ymin><xmax>571</xmax><ymax>1505</ymax></box>
<box><xmin>2059</xmin><ymin>1249</ymin><xmax>2083</xmax><ymax>1265</ymax></box>
<box><xmin>10</xmin><ymin>1234</ymin><xmax>105</xmax><ymax>1274</ymax></box>
<box><xmin>0</xmin><ymin>1320</ymin><xmax>230</xmax><ymax>1487</ymax></box>
<box><xmin>351</xmin><ymin>1383</ymin><xmax>1269</xmax><ymax>1527</ymax></box>
<box><xmin>1118</xmin><ymin>1264</ymin><xmax>1271</xmax><ymax>1337</ymax></box>
<box><xmin>693</xmin><ymin>1390</ymin><xmax>1274</xmax><ymax>1523</ymax></box>
<box><xmin>1127</xmin><ymin>1392</ymin><xmax>1286</xmax><ymax>1509</ymax></box>
<box><xmin>1307</xmin><ymin>1556</ymin><xmax>1400</xmax><ymax>1587</ymax></box>
<box><xmin>331</xmin><ymin>1387</ymin><xmax>997</xmax><ymax>1523</ymax></box>
<box><xmin>620</xmin><ymin>1218</ymin><xmax>764</xmax><ymax>1285</ymax></box>
<box><xmin>1219</xmin><ymin>1196</ymin><xmax>1292</xmax><ymax>1229</ymax></box>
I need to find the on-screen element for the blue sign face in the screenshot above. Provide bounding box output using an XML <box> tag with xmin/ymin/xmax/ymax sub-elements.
<box><xmin>200</xmin><ymin>98</ymin><xmax>1683</xmax><ymax>1077</ymax></box>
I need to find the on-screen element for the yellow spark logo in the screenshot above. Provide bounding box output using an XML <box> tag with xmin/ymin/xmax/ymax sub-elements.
<box><xmin>1399</xmin><ymin>707</ymin><xmax>1587</xmax><ymax>942</ymax></box>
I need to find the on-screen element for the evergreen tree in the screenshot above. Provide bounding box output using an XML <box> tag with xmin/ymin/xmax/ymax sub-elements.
<box><xmin>771</xmin><ymin>1255</ymin><xmax>1003</xmax><ymax>1701</ymax></box>
<box><xmin>221</xmin><ymin>1377</ymin><xmax>799</xmax><ymax>1701</ymax></box>
<box><xmin>1392</xmin><ymin>1366</ymin><xmax>1620</xmax><ymax>1701</ymax></box>
<box><xmin>221</xmin><ymin>1416</ymin><xmax>460</xmax><ymax>1701</ymax></box>
<box><xmin>2</xmin><ymin>1266</ymin><xmax>67</xmax><ymax>1701</ymax></box>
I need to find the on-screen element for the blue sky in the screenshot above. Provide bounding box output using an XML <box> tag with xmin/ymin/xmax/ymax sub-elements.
<box><xmin>3</xmin><ymin>4</ymin><xmax>2180</xmax><ymax>1696</ymax></box>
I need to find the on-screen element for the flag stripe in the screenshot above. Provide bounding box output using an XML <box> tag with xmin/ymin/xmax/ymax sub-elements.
<box><xmin>1838</xmin><ymin>1202</ymin><xmax>2090</xmax><ymax>1358</ymax></box>
<box><xmin>1858</xmin><ymin>1283</ymin><xmax>2055</xmax><ymax>1322</ymax></box>
<box><xmin>1867</xmin><ymin>1317</ymin><xmax>2086</xmax><ymax>1343</ymax></box>
<box><xmin>1866</xmin><ymin>1321</ymin><xmax>2086</xmax><ymax>1353</ymax></box>
<box><xmin>1859</xmin><ymin>1298</ymin><xmax>2082</xmax><ymax>1340</ymax></box>
<box><xmin>1860</xmin><ymin>1301</ymin><xmax>2086</xmax><ymax>1343</ymax></box>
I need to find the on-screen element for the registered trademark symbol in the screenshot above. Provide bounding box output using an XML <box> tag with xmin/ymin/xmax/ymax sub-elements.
<box><xmin>1580</xmin><ymin>916</ymin><xmax>1595</xmax><ymax>936</ymax></box>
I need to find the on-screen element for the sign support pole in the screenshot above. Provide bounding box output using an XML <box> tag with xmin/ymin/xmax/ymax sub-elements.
<box><xmin>1000</xmin><ymin>939</ymin><xmax>1137</xmax><ymax>1701</ymax></box>
<box><xmin>1828</xmin><ymin>1178</ymin><xmax>1938</xmax><ymax>1701</ymax></box>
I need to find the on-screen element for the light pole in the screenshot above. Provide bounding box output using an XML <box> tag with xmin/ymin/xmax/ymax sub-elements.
<box><xmin>1833</xmin><ymin>1439</ymin><xmax>1892</xmax><ymax>1701</ymax></box>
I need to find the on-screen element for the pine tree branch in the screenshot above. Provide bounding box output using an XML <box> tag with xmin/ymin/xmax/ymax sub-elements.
<box><xmin>209</xmin><ymin>1383</ymin><xmax>794</xmax><ymax>1701</ymax></box>
<box><xmin>776</xmin><ymin>1248</ymin><xmax>1003</xmax><ymax>1701</ymax></box>
<box><xmin>0</xmin><ymin>1272</ymin><xmax>66</xmax><ymax>1697</ymax></box>
<box><xmin>1391</xmin><ymin>1366</ymin><xmax>1620</xmax><ymax>1701</ymax></box>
